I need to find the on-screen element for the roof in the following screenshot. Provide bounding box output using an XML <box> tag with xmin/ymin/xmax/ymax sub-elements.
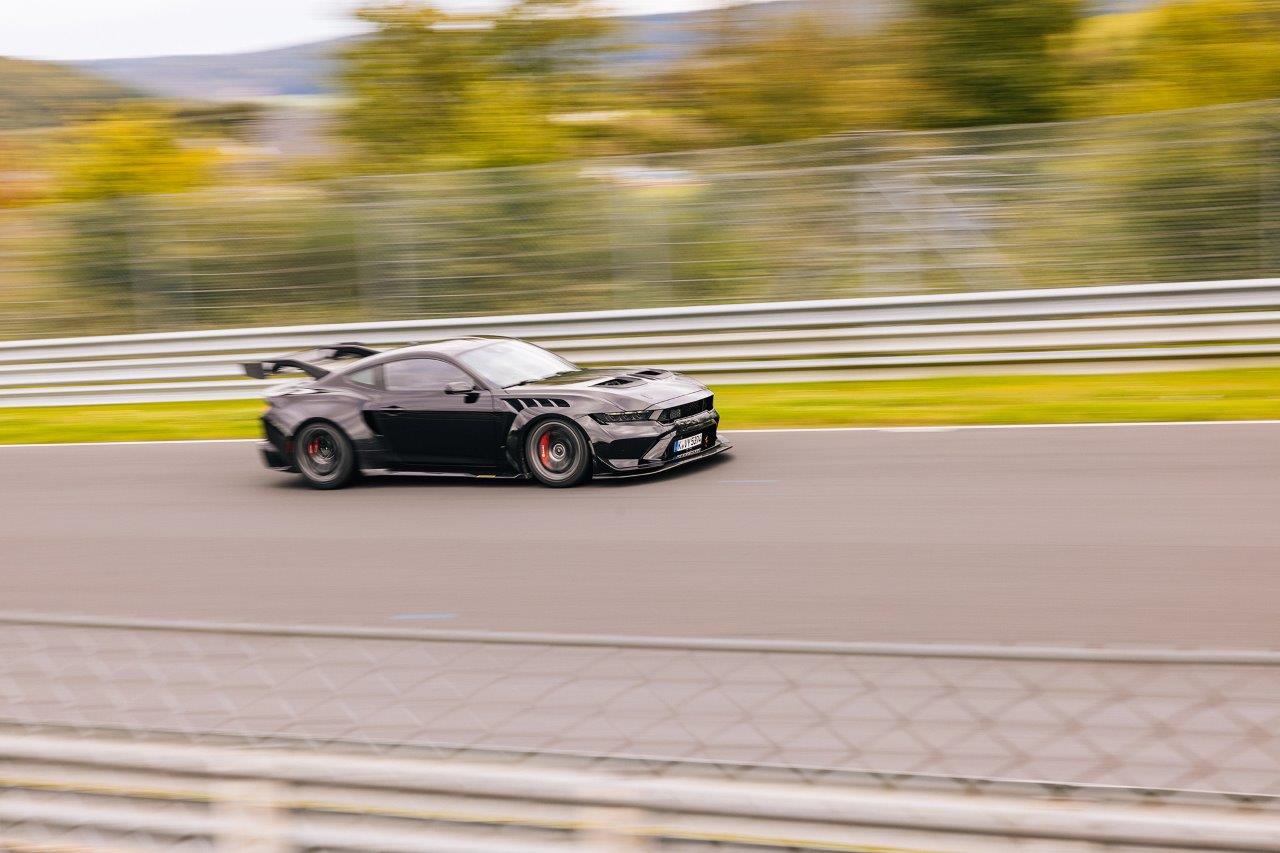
<box><xmin>382</xmin><ymin>336</ymin><xmax>511</xmax><ymax>358</ymax></box>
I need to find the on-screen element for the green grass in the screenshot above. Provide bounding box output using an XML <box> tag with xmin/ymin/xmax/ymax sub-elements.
<box><xmin>0</xmin><ymin>399</ymin><xmax>265</xmax><ymax>445</ymax></box>
<box><xmin>715</xmin><ymin>368</ymin><xmax>1280</xmax><ymax>428</ymax></box>
<box><xmin>2</xmin><ymin>367</ymin><xmax>1278</xmax><ymax>445</ymax></box>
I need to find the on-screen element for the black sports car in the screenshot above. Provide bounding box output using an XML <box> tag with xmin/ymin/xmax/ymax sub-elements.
<box><xmin>245</xmin><ymin>337</ymin><xmax>730</xmax><ymax>489</ymax></box>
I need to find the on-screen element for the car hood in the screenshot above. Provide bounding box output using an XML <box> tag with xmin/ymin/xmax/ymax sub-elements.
<box><xmin>507</xmin><ymin>368</ymin><xmax>708</xmax><ymax>409</ymax></box>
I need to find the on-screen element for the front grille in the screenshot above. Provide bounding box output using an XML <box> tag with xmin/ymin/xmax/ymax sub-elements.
<box><xmin>607</xmin><ymin>436</ymin><xmax>660</xmax><ymax>460</ymax></box>
<box><xmin>658</xmin><ymin>395</ymin><xmax>713</xmax><ymax>423</ymax></box>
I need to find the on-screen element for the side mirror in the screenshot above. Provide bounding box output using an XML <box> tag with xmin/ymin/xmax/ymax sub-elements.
<box><xmin>444</xmin><ymin>381</ymin><xmax>476</xmax><ymax>395</ymax></box>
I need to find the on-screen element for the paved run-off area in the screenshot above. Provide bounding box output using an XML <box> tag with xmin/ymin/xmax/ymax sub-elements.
<box><xmin>1</xmin><ymin>423</ymin><xmax>1278</xmax><ymax>648</ymax></box>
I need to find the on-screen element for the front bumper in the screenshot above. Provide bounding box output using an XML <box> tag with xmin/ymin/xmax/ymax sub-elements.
<box><xmin>593</xmin><ymin>437</ymin><xmax>732</xmax><ymax>478</ymax></box>
<box><xmin>586</xmin><ymin>404</ymin><xmax>728</xmax><ymax>478</ymax></box>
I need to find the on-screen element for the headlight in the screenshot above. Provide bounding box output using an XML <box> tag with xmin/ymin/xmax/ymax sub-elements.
<box><xmin>591</xmin><ymin>410</ymin><xmax>652</xmax><ymax>424</ymax></box>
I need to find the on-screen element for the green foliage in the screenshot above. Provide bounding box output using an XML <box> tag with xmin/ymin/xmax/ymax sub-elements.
<box><xmin>338</xmin><ymin>1</ymin><xmax>614</xmax><ymax>169</ymax></box>
<box><xmin>51</xmin><ymin>112</ymin><xmax>218</xmax><ymax>324</ymax></box>
<box><xmin>657</xmin><ymin>12</ymin><xmax>911</xmax><ymax>145</ymax></box>
<box><xmin>909</xmin><ymin>0</ymin><xmax>1083</xmax><ymax>127</ymax></box>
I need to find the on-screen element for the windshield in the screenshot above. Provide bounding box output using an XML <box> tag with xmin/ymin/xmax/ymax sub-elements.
<box><xmin>458</xmin><ymin>340</ymin><xmax>578</xmax><ymax>388</ymax></box>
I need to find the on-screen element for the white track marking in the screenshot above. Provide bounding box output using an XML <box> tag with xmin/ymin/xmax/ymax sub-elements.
<box><xmin>0</xmin><ymin>419</ymin><xmax>1275</xmax><ymax>450</ymax></box>
<box><xmin>0</xmin><ymin>438</ymin><xmax>258</xmax><ymax>449</ymax></box>
<box><xmin>724</xmin><ymin>420</ymin><xmax>1280</xmax><ymax>434</ymax></box>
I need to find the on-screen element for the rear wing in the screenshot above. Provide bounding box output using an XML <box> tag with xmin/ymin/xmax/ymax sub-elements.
<box><xmin>242</xmin><ymin>343</ymin><xmax>379</xmax><ymax>380</ymax></box>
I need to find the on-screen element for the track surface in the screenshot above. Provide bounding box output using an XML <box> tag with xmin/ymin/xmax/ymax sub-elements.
<box><xmin>2</xmin><ymin>424</ymin><xmax>1279</xmax><ymax>647</ymax></box>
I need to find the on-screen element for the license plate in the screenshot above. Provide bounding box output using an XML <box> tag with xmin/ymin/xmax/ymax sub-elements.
<box><xmin>674</xmin><ymin>433</ymin><xmax>704</xmax><ymax>454</ymax></box>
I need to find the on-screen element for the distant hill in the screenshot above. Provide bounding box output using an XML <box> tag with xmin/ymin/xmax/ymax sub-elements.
<box><xmin>71</xmin><ymin>0</ymin><xmax>895</xmax><ymax>102</ymax></box>
<box><xmin>71</xmin><ymin>0</ymin><xmax>1159</xmax><ymax>103</ymax></box>
<box><xmin>77</xmin><ymin>39</ymin><xmax>346</xmax><ymax>103</ymax></box>
<box><xmin>0</xmin><ymin>56</ymin><xmax>139</xmax><ymax>129</ymax></box>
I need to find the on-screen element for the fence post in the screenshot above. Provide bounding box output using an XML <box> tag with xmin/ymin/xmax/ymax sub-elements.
<box><xmin>213</xmin><ymin>779</ymin><xmax>290</xmax><ymax>853</ymax></box>
<box><xmin>579</xmin><ymin>806</ymin><xmax>650</xmax><ymax>851</ymax></box>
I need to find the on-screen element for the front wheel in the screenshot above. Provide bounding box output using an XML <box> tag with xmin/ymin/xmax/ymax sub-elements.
<box><xmin>525</xmin><ymin>419</ymin><xmax>592</xmax><ymax>488</ymax></box>
<box><xmin>294</xmin><ymin>423</ymin><xmax>358</xmax><ymax>490</ymax></box>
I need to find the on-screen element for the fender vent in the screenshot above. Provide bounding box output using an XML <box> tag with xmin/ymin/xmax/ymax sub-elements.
<box><xmin>504</xmin><ymin>398</ymin><xmax>570</xmax><ymax>411</ymax></box>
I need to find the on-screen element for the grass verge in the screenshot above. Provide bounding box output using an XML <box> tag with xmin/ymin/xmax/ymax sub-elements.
<box><xmin>1</xmin><ymin>367</ymin><xmax>1278</xmax><ymax>445</ymax></box>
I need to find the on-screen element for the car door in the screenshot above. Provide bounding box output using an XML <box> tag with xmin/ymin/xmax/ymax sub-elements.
<box><xmin>367</xmin><ymin>357</ymin><xmax>501</xmax><ymax>468</ymax></box>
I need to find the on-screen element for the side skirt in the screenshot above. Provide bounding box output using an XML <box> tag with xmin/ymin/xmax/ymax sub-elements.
<box><xmin>359</xmin><ymin>468</ymin><xmax>527</xmax><ymax>480</ymax></box>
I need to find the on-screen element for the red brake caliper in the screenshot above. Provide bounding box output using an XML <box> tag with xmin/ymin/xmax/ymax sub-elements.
<box><xmin>538</xmin><ymin>432</ymin><xmax>551</xmax><ymax>466</ymax></box>
<box><xmin>309</xmin><ymin>438</ymin><xmax>320</xmax><ymax>456</ymax></box>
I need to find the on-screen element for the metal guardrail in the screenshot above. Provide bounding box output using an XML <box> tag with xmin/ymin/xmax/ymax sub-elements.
<box><xmin>2</xmin><ymin>277</ymin><xmax>1280</xmax><ymax>407</ymax></box>
<box><xmin>8</xmin><ymin>614</ymin><xmax>1280</xmax><ymax>849</ymax></box>
<box><xmin>5</xmin><ymin>613</ymin><xmax>1280</xmax><ymax>797</ymax></box>
<box><xmin>5</xmin><ymin>733</ymin><xmax>1280</xmax><ymax>852</ymax></box>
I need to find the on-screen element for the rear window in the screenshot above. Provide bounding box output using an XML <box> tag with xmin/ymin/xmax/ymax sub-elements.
<box><xmin>346</xmin><ymin>366</ymin><xmax>382</xmax><ymax>388</ymax></box>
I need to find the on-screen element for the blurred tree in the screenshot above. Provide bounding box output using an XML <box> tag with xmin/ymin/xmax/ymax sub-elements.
<box><xmin>53</xmin><ymin>111</ymin><xmax>217</xmax><ymax>329</ymax></box>
<box><xmin>658</xmin><ymin>12</ymin><xmax>912</xmax><ymax>145</ymax></box>
<box><xmin>1058</xmin><ymin>0</ymin><xmax>1280</xmax><ymax>283</ymax></box>
<box><xmin>452</xmin><ymin>78</ymin><xmax>573</xmax><ymax>167</ymax></box>
<box><xmin>909</xmin><ymin>0</ymin><xmax>1082</xmax><ymax>127</ymax></box>
<box><xmin>56</xmin><ymin>110</ymin><xmax>217</xmax><ymax>201</ymax></box>
<box><xmin>338</xmin><ymin>1</ymin><xmax>614</xmax><ymax>169</ymax></box>
<box><xmin>1063</xmin><ymin>0</ymin><xmax>1280</xmax><ymax>116</ymax></box>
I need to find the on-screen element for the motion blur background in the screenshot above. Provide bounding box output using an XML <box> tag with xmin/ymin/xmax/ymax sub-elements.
<box><xmin>2</xmin><ymin>0</ymin><xmax>1278</xmax><ymax>336</ymax></box>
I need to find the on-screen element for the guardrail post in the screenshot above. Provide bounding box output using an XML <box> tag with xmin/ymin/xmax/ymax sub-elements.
<box><xmin>579</xmin><ymin>806</ymin><xmax>651</xmax><ymax>851</ymax></box>
<box><xmin>213</xmin><ymin>780</ymin><xmax>290</xmax><ymax>853</ymax></box>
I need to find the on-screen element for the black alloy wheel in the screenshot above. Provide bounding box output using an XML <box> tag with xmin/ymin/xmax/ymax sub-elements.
<box><xmin>525</xmin><ymin>419</ymin><xmax>592</xmax><ymax>488</ymax></box>
<box><xmin>294</xmin><ymin>423</ymin><xmax>358</xmax><ymax>489</ymax></box>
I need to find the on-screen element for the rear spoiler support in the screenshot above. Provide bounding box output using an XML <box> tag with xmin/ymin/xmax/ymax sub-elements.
<box><xmin>242</xmin><ymin>343</ymin><xmax>379</xmax><ymax>380</ymax></box>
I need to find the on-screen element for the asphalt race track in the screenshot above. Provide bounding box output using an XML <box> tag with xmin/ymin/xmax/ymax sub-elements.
<box><xmin>2</xmin><ymin>423</ymin><xmax>1278</xmax><ymax>647</ymax></box>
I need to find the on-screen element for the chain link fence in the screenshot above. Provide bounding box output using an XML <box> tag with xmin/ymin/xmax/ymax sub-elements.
<box><xmin>5</xmin><ymin>616</ymin><xmax>1280</xmax><ymax>796</ymax></box>
<box><xmin>1</xmin><ymin>101</ymin><xmax>1278</xmax><ymax>340</ymax></box>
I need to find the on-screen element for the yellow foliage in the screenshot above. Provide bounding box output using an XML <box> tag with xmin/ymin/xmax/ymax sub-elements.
<box><xmin>449</xmin><ymin>79</ymin><xmax>572</xmax><ymax>168</ymax></box>
<box><xmin>1064</xmin><ymin>0</ymin><xmax>1280</xmax><ymax>116</ymax></box>
<box><xmin>56</xmin><ymin>110</ymin><xmax>217</xmax><ymax>201</ymax></box>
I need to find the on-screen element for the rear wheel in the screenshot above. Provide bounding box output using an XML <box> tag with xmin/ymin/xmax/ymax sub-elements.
<box><xmin>525</xmin><ymin>419</ymin><xmax>592</xmax><ymax>488</ymax></box>
<box><xmin>294</xmin><ymin>423</ymin><xmax>358</xmax><ymax>490</ymax></box>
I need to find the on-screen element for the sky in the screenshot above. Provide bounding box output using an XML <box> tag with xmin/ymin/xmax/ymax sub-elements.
<box><xmin>0</xmin><ymin>0</ymin><xmax>741</xmax><ymax>62</ymax></box>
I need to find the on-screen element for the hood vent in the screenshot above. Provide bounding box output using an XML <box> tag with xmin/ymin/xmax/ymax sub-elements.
<box><xmin>594</xmin><ymin>369</ymin><xmax>671</xmax><ymax>387</ymax></box>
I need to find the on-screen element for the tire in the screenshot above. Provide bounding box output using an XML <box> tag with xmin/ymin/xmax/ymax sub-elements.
<box><xmin>525</xmin><ymin>418</ymin><xmax>592</xmax><ymax>488</ymax></box>
<box><xmin>293</xmin><ymin>422</ymin><xmax>358</xmax><ymax>490</ymax></box>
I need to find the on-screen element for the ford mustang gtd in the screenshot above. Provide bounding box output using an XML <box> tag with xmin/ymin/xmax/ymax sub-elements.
<box><xmin>244</xmin><ymin>337</ymin><xmax>730</xmax><ymax>489</ymax></box>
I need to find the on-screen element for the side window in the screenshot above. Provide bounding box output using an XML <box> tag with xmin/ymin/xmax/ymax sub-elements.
<box><xmin>383</xmin><ymin>358</ymin><xmax>470</xmax><ymax>392</ymax></box>
<box><xmin>347</xmin><ymin>366</ymin><xmax>382</xmax><ymax>388</ymax></box>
